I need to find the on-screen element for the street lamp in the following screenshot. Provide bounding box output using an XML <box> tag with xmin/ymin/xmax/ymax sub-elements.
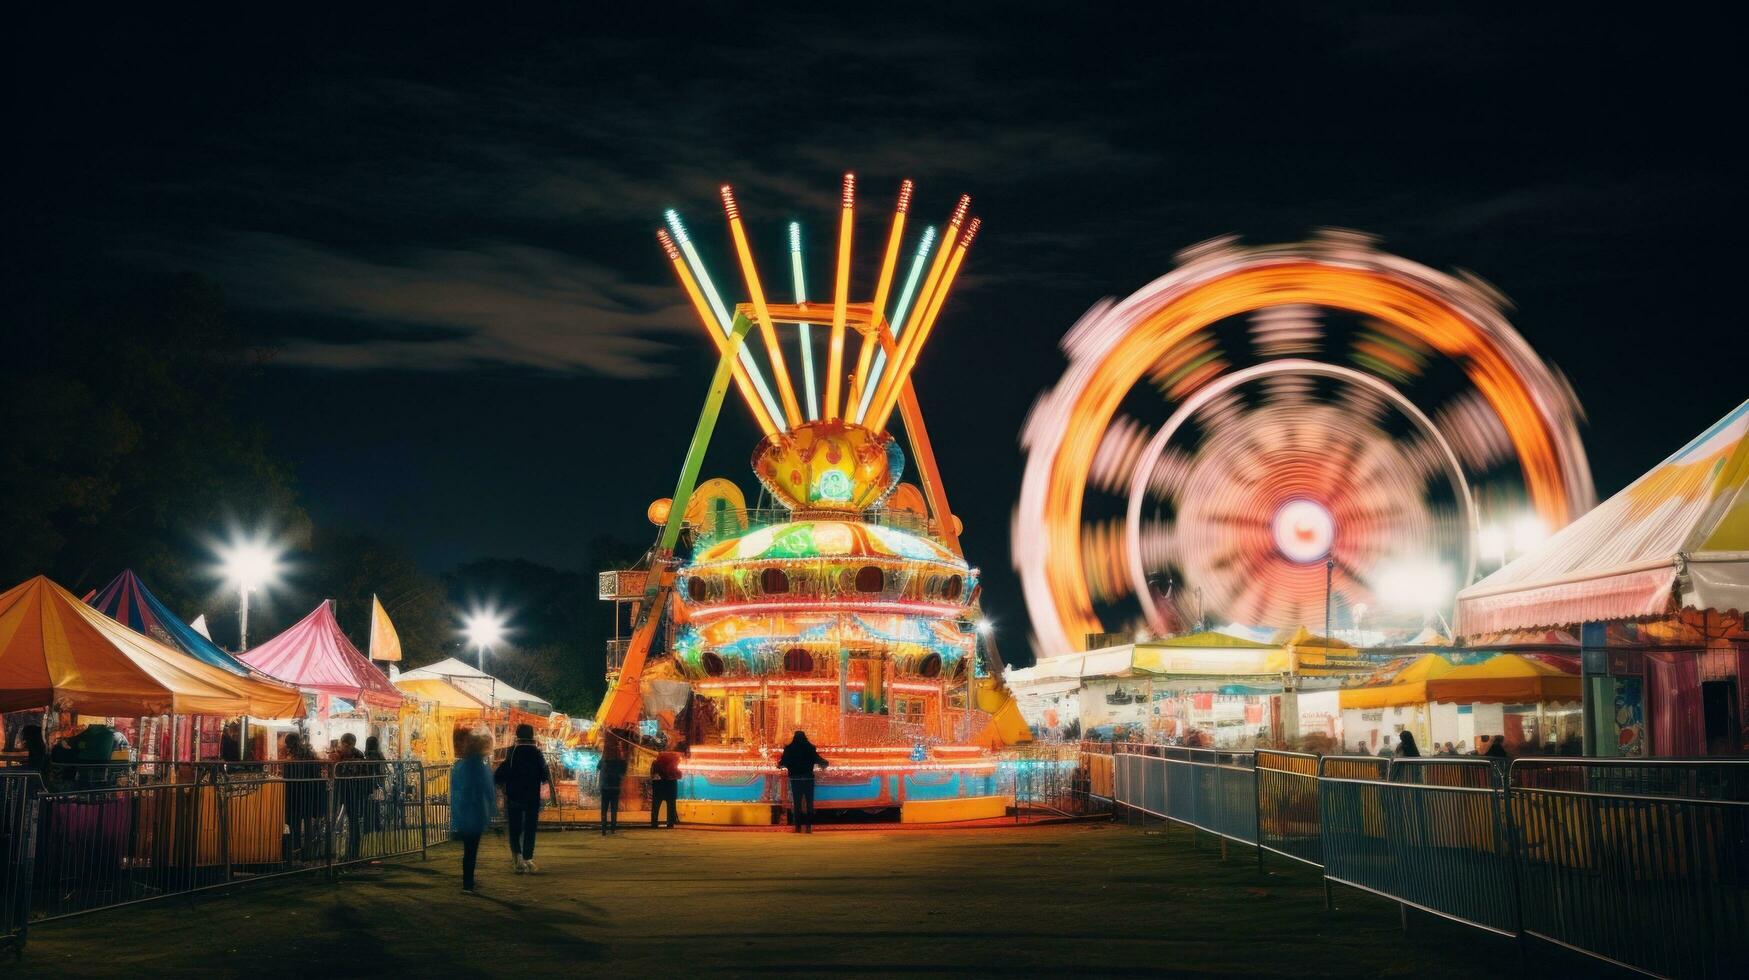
<box><xmin>216</xmin><ymin>533</ymin><xmax>285</xmax><ymax>652</ymax></box>
<box><xmin>462</xmin><ymin>607</ymin><xmax>508</xmax><ymax>672</ymax></box>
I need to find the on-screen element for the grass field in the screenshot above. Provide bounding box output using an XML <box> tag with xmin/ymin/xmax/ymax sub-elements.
<box><xmin>19</xmin><ymin>821</ymin><xmax>1559</xmax><ymax>978</ymax></box>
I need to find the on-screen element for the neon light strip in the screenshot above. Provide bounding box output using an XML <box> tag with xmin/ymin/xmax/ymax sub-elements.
<box><xmin>854</xmin><ymin>226</ymin><xmax>935</xmax><ymax>423</ymax></box>
<box><xmin>688</xmin><ymin>599</ymin><xmax>969</xmax><ymax>621</ymax></box>
<box><xmin>667</xmin><ymin>210</ymin><xmax>787</xmax><ymax>427</ymax></box>
<box><xmin>682</xmin><ymin>762</ymin><xmax>998</xmax><ymax>774</ymax></box>
<box><xmin>722</xmin><ymin>187</ymin><xmax>804</xmax><ymax>426</ymax></box>
<box><xmin>690</xmin><ymin>679</ymin><xmax>951</xmax><ymax>694</ymax></box>
<box><xmin>845</xmin><ymin>179</ymin><xmax>911</xmax><ymax>418</ymax></box>
<box><xmin>789</xmin><ymin>222</ymin><xmax>818</xmax><ymax>420</ymax></box>
<box><xmin>869</xmin><ymin>216</ymin><xmax>978</xmax><ymax>432</ymax></box>
<box><xmin>825</xmin><ymin>173</ymin><xmax>855</xmax><ymax>419</ymax></box>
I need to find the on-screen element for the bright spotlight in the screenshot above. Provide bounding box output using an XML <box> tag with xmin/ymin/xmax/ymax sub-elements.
<box><xmin>1478</xmin><ymin>524</ymin><xmax>1508</xmax><ymax>566</ymax></box>
<box><xmin>461</xmin><ymin>607</ymin><xmax>509</xmax><ymax>668</ymax></box>
<box><xmin>217</xmin><ymin>533</ymin><xmax>285</xmax><ymax>593</ymax></box>
<box><xmin>1372</xmin><ymin>558</ymin><xmax>1455</xmax><ymax>613</ymax></box>
<box><xmin>1510</xmin><ymin>514</ymin><xmax>1549</xmax><ymax>555</ymax></box>
<box><xmin>975</xmin><ymin>618</ymin><xmax>994</xmax><ymax>636</ymax></box>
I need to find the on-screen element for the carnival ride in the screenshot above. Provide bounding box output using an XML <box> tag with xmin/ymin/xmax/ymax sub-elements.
<box><xmin>1014</xmin><ymin>231</ymin><xmax>1597</xmax><ymax>660</ymax></box>
<box><xmin>595</xmin><ymin>175</ymin><xmax>1029</xmax><ymax>824</ymax></box>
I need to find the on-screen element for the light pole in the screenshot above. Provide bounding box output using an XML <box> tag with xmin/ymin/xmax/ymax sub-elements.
<box><xmin>462</xmin><ymin>608</ymin><xmax>508</xmax><ymax>673</ymax></box>
<box><xmin>1323</xmin><ymin>558</ymin><xmax>1335</xmax><ymax>648</ymax></box>
<box><xmin>217</xmin><ymin>534</ymin><xmax>285</xmax><ymax>652</ymax></box>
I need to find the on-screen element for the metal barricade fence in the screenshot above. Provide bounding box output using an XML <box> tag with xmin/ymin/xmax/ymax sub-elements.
<box><xmin>332</xmin><ymin>762</ymin><xmax>425</xmax><ymax>866</ymax></box>
<box><xmin>1115</xmin><ymin>750</ymin><xmax>1257</xmax><ymax>846</ymax></box>
<box><xmin>1255</xmin><ymin>750</ymin><xmax>1322</xmax><ymax>868</ymax></box>
<box><xmin>422</xmin><ymin>765</ymin><xmax>451</xmax><ymax>843</ymax></box>
<box><xmin>1320</xmin><ymin>757</ymin><xmax>1516</xmax><ymax>935</ymax></box>
<box><xmin>2</xmin><ymin>773</ymin><xmax>41</xmax><ymax>951</ymax></box>
<box><xmin>1510</xmin><ymin>759</ymin><xmax>1749</xmax><ymax>978</ymax></box>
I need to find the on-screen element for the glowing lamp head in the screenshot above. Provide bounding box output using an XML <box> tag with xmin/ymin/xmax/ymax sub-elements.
<box><xmin>896</xmin><ymin>179</ymin><xmax>914</xmax><ymax>213</ymax></box>
<box><xmin>217</xmin><ymin>534</ymin><xmax>285</xmax><ymax>593</ymax></box>
<box><xmin>841</xmin><ymin>172</ymin><xmax>855</xmax><ymax>208</ymax></box>
<box><xmin>462</xmin><ymin>608</ymin><xmax>509</xmax><ymax>652</ymax></box>
<box><xmin>788</xmin><ymin>221</ymin><xmax>802</xmax><ymax>254</ymax></box>
<box><xmin>719</xmin><ymin>186</ymin><xmax>740</xmax><ymax>221</ymax></box>
<box><xmin>1372</xmin><ymin>558</ymin><xmax>1456</xmax><ymax>614</ymax></box>
<box><xmin>1271</xmin><ymin>500</ymin><xmax>1335</xmax><ymax>563</ymax></box>
<box><xmin>975</xmin><ymin>619</ymin><xmax>994</xmax><ymax>636</ymax></box>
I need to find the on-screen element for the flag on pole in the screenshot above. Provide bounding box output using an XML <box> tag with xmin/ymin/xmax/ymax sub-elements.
<box><xmin>190</xmin><ymin>614</ymin><xmax>212</xmax><ymax>640</ymax></box>
<box><xmin>369</xmin><ymin>594</ymin><xmax>403</xmax><ymax>662</ymax></box>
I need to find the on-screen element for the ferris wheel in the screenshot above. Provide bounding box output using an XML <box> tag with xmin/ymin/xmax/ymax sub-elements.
<box><xmin>1013</xmin><ymin>231</ymin><xmax>1595</xmax><ymax>659</ymax></box>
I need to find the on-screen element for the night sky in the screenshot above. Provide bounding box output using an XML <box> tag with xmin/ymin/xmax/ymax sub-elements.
<box><xmin>13</xmin><ymin>7</ymin><xmax>1745</xmax><ymax>662</ymax></box>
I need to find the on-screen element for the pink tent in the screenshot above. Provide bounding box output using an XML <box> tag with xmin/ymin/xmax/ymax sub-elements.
<box><xmin>239</xmin><ymin>600</ymin><xmax>402</xmax><ymax>708</ymax></box>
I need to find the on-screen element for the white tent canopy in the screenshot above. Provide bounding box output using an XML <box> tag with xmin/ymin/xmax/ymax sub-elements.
<box><xmin>398</xmin><ymin>657</ymin><xmax>553</xmax><ymax>714</ymax></box>
<box><xmin>1458</xmin><ymin>398</ymin><xmax>1749</xmax><ymax>636</ymax></box>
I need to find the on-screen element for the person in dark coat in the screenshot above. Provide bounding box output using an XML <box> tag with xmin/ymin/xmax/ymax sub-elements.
<box><xmin>1396</xmin><ymin>731</ymin><xmax>1420</xmax><ymax>757</ymax></box>
<box><xmin>1484</xmin><ymin>734</ymin><xmax>1510</xmax><ymax>759</ymax></box>
<box><xmin>336</xmin><ymin>732</ymin><xmax>368</xmax><ymax>859</ymax></box>
<box><xmin>777</xmin><ymin>730</ymin><xmax>829</xmax><ymax>834</ymax></box>
<box><xmin>650</xmin><ymin>742</ymin><xmax>684</xmax><ymax>829</ymax></box>
<box><xmin>495</xmin><ymin>723</ymin><xmax>552</xmax><ymax>872</ymax></box>
<box><xmin>597</xmin><ymin>732</ymin><xmax>629</xmax><ymax>836</ymax></box>
<box><xmin>450</xmin><ymin>734</ymin><xmax>496</xmax><ymax>895</ymax></box>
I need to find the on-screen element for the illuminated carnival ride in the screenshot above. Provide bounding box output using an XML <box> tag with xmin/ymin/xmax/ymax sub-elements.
<box><xmin>596</xmin><ymin>176</ymin><xmax>1029</xmax><ymax>824</ymax></box>
<box><xmin>1014</xmin><ymin>231</ymin><xmax>1596</xmax><ymax>660</ymax></box>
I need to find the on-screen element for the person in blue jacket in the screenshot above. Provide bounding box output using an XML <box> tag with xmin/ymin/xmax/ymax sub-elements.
<box><xmin>449</xmin><ymin>733</ymin><xmax>497</xmax><ymax>894</ymax></box>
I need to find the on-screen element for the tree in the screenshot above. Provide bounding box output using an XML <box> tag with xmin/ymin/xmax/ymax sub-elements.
<box><xmin>0</xmin><ymin>275</ymin><xmax>303</xmax><ymax>611</ymax></box>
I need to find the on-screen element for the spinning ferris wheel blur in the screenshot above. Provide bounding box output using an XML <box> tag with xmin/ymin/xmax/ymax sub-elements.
<box><xmin>1013</xmin><ymin>231</ymin><xmax>1595</xmax><ymax>659</ymax></box>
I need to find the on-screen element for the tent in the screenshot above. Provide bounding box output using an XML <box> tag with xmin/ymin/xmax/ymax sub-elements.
<box><xmin>1429</xmin><ymin>653</ymin><xmax>1580</xmax><ymax>704</ymax></box>
<box><xmin>1458</xmin><ymin>398</ymin><xmax>1749</xmax><ymax>635</ymax></box>
<box><xmin>0</xmin><ymin>576</ymin><xmax>305</xmax><ymax>718</ymax></box>
<box><xmin>397</xmin><ymin>657</ymin><xmax>552</xmax><ymax>714</ymax></box>
<box><xmin>1340</xmin><ymin>654</ymin><xmax>1455</xmax><ymax>710</ymax></box>
<box><xmin>87</xmin><ymin>569</ymin><xmax>251</xmax><ymax>675</ymax></box>
<box><xmin>239</xmin><ymin>600</ymin><xmax>403</xmax><ymax>708</ymax></box>
<box><xmin>394</xmin><ymin>676</ymin><xmax>488</xmax><ymax>711</ymax></box>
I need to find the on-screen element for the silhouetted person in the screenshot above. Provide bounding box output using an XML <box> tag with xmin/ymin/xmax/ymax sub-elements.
<box><xmin>19</xmin><ymin>725</ymin><xmax>47</xmax><ymax>782</ymax></box>
<box><xmin>364</xmin><ymin>736</ymin><xmax>389</xmax><ymax>832</ymax></box>
<box><xmin>451</xmin><ymin>735</ymin><xmax>496</xmax><ymax>895</ymax></box>
<box><xmin>495</xmin><ymin>723</ymin><xmax>551</xmax><ymax>872</ymax></box>
<box><xmin>651</xmin><ymin>743</ymin><xmax>683</xmax><ymax>829</ymax></box>
<box><xmin>598</xmin><ymin>732</ymin><xmax>628</xmax><ymax>836</ymax></box>
<box><xmin>1485</xmin><ymin>734</ymin><xmax>1510</xmax><ymax>759</ymax></box>
<box><xmin>336</xmin><ymin>733</ymin><xmax>367</xmax><ymax>859</ymax></box>
<box><xmin>778</xmin><ymin>730</ymin><xmax>829</xmax><ymax>833</ymax></box>
<box><xmin>1396</xmin><ymin>731</ymin><xmax>1420</xmax><ymax>757</ymax></box>
<box><xmin>1375</xmin><ymin>735</ymin><xmax>1394</xmax><ymax>758</ymax></box>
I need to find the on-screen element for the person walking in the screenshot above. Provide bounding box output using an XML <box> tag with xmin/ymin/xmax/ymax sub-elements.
<box><xmin>650</xmin><ymin>742</ymin><xmax>684</xmax><ymax>829</ymax></box>
<box><xmin>450</xmin><ymin>734</ymin><xmax>496</xmax><ymax>895</ymax></box>
<box><xmin>777</xmin><ymin>730</ymin><xmax>829</xmax><ymax>834</ymax></box>
<box><xmin>363</xmin><ymin>736</ymin><xmax>389</xmax><ymax>834</ymax></box>
<box><xmin>598</xmin><ymin>733</ymin><xmax>628</xmax><ymax>836</ymax></box>
<box><xmin>1396</xmin><ymin>731</ymin><xmax>1420</xmax><ymax>757</ymax></box>
<box><xmin>336</xmin><ymin>732</ymin><xmax>367</xmax><ymax>860</ymax></box>
<box><xmin>495</xmin><ymin>723</ymin><xmax>552</xmax><ymax>872</ymax></box>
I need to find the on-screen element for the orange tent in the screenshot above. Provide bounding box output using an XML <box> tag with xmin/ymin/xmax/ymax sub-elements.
<box><xmin>1425</xmin><ymin>653</ymin><xmax>1579</xmax><ymax>704</ymax></box>
<box><xmin>0</xmin><ymin>576</ymin><xmax>305</xmax><ymax>718</ymax></box>
<box><xmin>1339</xmin><ymin>654</ymin><xmax>1454</xmax><ymax>709</ymax></box>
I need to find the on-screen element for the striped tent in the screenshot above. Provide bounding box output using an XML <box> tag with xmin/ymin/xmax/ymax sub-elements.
<box><xmin>1459</xmin><ymin>398</ymin><xmax>1749</xmax><ymax>634</ymax></box>
<box><xmin>88</xmin><ymin>569</ymin><xmax>250</xmax><ymax>676</ymax></box>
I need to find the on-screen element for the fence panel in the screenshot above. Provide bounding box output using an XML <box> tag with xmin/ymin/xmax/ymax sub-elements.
<box><xmin>1511</xmin><ymin>760</ymin><xmax>1749</xmax><ymax>978</ymax></box>
<box><xmin>1256</xmin><ymin>750</ymin><xmax>1322</xmax><ymax>867</ymax></box>
<box><xmin>333</xmin><ymin>762</ymin><xmax>425</xmax><ymax>865</ymax></box>
<box><xmin>2</xmin><ymin>773</ymin><xmax>40</xmax><ymax>949</ymax></box>
<box><xmin>1321</xmin><ymin>773</ymin><xmax>1516</xmax><ymax>935</ymax></box>
<box><xmin>1114</xmin><ymin>751</ymin><xmax>1255</xmax><ymax>846</ymax></box>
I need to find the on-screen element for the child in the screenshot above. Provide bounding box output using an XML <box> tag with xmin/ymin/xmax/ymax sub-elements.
<box><xmin>450</xmin><ymin>734</ymin><xmax>497</xmax><ymax>894</ymax></box>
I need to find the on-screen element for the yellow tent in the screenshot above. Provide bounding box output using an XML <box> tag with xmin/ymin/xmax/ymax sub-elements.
<box><xmin>395</xmin><ymin>676</ymin><xmax>487</xmax><ymax>710</ymax></box>
<box><xmin>1426</xmin><ymin>654</ymin><xmax>1579</xmax><ymax>704</ymax></box>
<box><xmin>0</xmin><ymin>575</ymin><xmax>305</xmax><ymax>718</ymax></box>
<box><xmin>1339</xmin><ymin>654</ymin><xmax>1454</xmax><ymax>709</ymax></box>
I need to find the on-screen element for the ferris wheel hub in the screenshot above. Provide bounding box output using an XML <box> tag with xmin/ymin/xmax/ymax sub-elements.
<box><xmin>1272</xmin><ymin>499</ymin><xmax>1335</xmax><ymax>564</ymax></box>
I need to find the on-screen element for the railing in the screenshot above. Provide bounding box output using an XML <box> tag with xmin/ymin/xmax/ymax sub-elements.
<box><xmin>1110</xmin><ymin>752</ymin><xmax>1749</xmax><ymax>977</ymax></box>
<box><xmin>1</xmin><ymin>761</ymin><xmax>446</xmax><ymax>950</ymax></box>
<box><xmin>1510</xmin><ymin>758</ymin><xmax>1749</xmax><ymax>978</ymax></box>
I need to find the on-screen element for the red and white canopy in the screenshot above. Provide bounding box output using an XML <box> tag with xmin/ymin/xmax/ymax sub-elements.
<box><xmin>1458</xmin><ymin>399</ymin><xmax>1749</xmax><ymax>635</ymax></box>
<box><xmin>240</xmin><ymin>600</ymin><xmax>403</xmax><ymax>708</ymax></box>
